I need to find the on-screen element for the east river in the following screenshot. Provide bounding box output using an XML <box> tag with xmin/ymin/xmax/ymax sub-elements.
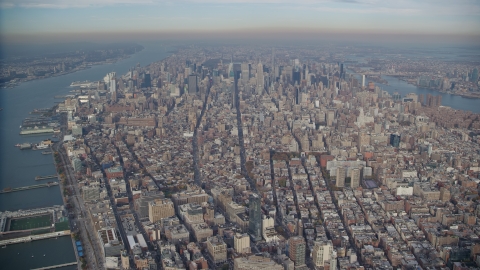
<box><xmin>0</xmin><ymin>41</ymin><xmax>172</xmax><ymax>270</ymax></box>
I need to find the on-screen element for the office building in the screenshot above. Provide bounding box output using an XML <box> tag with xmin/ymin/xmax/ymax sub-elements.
<box><xmin>336</xmin><ymin>167</ymin><xmax>346</xmax><ymax>188</ymax></box>
<box><xmin>312</xmin><ymin>240</ymin><xmax>333</xmax><ymax>268</ymax></box>
<box><xmin>148</xmin><ymin>199</ymin><xmax>175</xmax><ymax>223</ymax></box>
<box><xmin>350</xmin><ymin>168</ymin><xmax>361</xmax><ymax>188</ymax></box>
<box><xmin>390</xmin><ymin>133</ymin><xmax>401</xmax><ymax>148</ymax></box>
<box><xmin>257</xmin><ymin>63</ymin><xmax>264</xmax><ymax>94</ymax></box>
<box><xmin>288</xmin><ymin>236</ymin><xmax>306</xmax><ymax>267</ymax></box>
<box><xmin>207</xmin><ymin>236</ymin><xmax>227</xmax><ymax>264</ymax></box>
<box><xmin>188</xmin><ymin>74</ymin><xmax>198</xmax><ymax>94</ymax></box>
<box><xmin>249</xmin><ymin>193</ymin><xmax>262</xmax><ymax>242</ymax></box>
<box><xmin>234</xmin><ymin>233</ymin><xmax>250</xmax><ymax>254</ymax></box>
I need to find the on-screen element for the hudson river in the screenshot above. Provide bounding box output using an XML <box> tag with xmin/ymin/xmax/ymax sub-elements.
<box><xmin>0</xmin><ymin>41</ymin><xmax>172</xmax><ymax>270</ymax></box>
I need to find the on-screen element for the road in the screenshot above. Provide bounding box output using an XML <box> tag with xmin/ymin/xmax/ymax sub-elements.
<box><xmin>54</xmin><ymin>141</ymin><xmax>104</xmax><ymax>270</ymax></box>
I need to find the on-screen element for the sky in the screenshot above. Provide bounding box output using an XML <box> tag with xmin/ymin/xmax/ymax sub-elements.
<box><xmin>1</xmin><ymin>0</ymin><xmax>479</xmax><ymax>44</ymax></box>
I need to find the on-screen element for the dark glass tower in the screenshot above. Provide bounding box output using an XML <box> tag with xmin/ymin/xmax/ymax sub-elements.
<box><xmin>248</xmin><ymin>193</ymin><xmax>262</xmax><ymax>241</ymax></box>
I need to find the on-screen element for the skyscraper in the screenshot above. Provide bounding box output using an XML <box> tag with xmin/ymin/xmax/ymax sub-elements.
<box><xmin>257</xmin><ymin>62</ymin><xmax>264</xmax><ymax>94</ymax></box>
<box><xmin>272</xmin><ymin>47</ymin><xmax>275</xmax><ymax>73</ymax></box>
<box><xmin>249</xmin><ymin>193</ymin><xmax>262</xmax><ymax>242</ymax></box>
<box><xmin>188</xmin><ymin>74</ymin><xmax>198</xmax><ymax>94</ymax></box>
<box><xmin>142</xmin><ymin>73</ymin><xmax>151</xmax><ymax>88</ymax></box>
<box><xmin>241</xmin><ymin>63</ymin><xmax>250</xmax><ymax>84</ymax></box>
<box><xmin>390</xmin><ymin>133</ymin><xmax>401</xmax><ymax>148</ymax></box>
<box><xmin>361</xmin><ymin>75</ymin><xmax>366</xmax><ymax>88</ymax></box>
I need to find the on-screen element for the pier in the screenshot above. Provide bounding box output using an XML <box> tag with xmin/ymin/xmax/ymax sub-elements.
<box><xmin>0</xmin><ymin>182</ymin><xmax>59</xmax><ymax>194</ymax></box>
<box><xmin>31</xmin><ymin>262</ymin><xmax>78</xmax><ymax>270</ymax></box>
<box><xmin>0</xmin><ymin>230</ymin><xmax>70</xmax><ymax>246</ymax></box>
<box><xmin>35</xmin><ymin>175</ymin><xmax>58</xmax><ymax>181</ymax></box>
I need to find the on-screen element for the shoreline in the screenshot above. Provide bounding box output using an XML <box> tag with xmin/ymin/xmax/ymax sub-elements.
<box><xmin>1</xmin><ymin>50</ymin><xmax>142</xmax><ymax>90</ymax></box>
<box><xmin>381</xmin><ymin>75</ymin><xmax>480</xmax><ymax>100</ymax></box>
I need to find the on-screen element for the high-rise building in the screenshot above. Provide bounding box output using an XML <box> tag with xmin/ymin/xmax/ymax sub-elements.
<box><xmin>234</xmin><ymin>233</ymin><xmax>250</xmax><ymax>254</ymax></box>
<box><xmin>110</xmin><ymin>78</ymin><xmax>116</xmax><ymax>94</ymax></box>
<box><xmin>206</xmin><ymin>236</ymin><xmax>227</xmax><ymax>264</ymax></box>
<box><xmin>257</xmin><ymin>62</ymin><xmax>264</xmax><ymax>94</ymax></box>
<box><xmin>472</xmin><ymin>68</ymin><xmax>479</xmax><ymax>82</ymax></box>
<box><xmin>288</xmin><ymin>237</ymin><xmax>306</xmax><ymax>267</ymax></box>
<box><xmin>188</xmin><ymin>74</ymin><xmax>198</xmax><ymax>94</ymax></box>
<box><xmin>418</xmin><ymin>94</ymin><xmax>425</xmax><ymax>105</ymax></box>
<box><xmin>327</xmin><ymin>110</ymin><xmax>335</xmax><ymax>126</ymax></box>
<box><xmin>241</xmin><ymin>63</ymin><xmax>250</xmax><ymax>84</ymax></box>
<box><xmin>350</xmin><ymin>168</ymin><xmax>361</xmax><ymax>188</ymax></box>
<box><xmin>142</xmin><ymin>73</ymin><xmax>151</xmax><ymax>88</ymax></box>
<box><xmin>272</xmin><ymin>48</ymin><xmax>275</xmax><ymax>70</ymax></box>
<box><xmin>249</xmin><ymin>193</ymin><xmax>262</xmax><ymax>242</ymax></box>
<box><xmin>312</xmin><ymin>240</ymin><xmax>333</xmax><ymax>268</ymax></box>
<box><xmin>336</xmin><ymin>167</ymin><xmax>346</xmax><ymax>188</ymax></box>
<box><xmin>362</xmin><ymin>75</ymin><xmax>366</xmax><ymax>88</ymax></box>
<box><xmin>148</xmin><ymin>199</ymin><xmax>175</xmax><ymax>223</ymax></box>
<box><xmin>390</xmin><ymin>133</ymin><xmax>401</xmax><ymax>148</ymax></box>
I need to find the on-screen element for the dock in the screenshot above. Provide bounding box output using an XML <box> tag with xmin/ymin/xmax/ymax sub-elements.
<box><xmin>0</xmin><ymin>230</ymin><xmax>70</xmax><ymax>246</ymax></box>
<box><xmin>35</xmin><ymin>175</ymin><xmax>58</xmax><ymax>181</ymax></box>
<box><xmin>31</xmin><ymin>262</ymin><xmax>78</xmax><ymax>270</ymax></box>
<box><xmin>0</xmin><ymin>182</ymin><xmax>59</xmax><ymax>194</ymax></box>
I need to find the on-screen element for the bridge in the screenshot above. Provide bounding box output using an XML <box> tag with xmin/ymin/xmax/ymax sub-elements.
<box><xmin>31</xmin><ymin>261</ymin><xmax>78</xmax><ymax>270</ymax></box>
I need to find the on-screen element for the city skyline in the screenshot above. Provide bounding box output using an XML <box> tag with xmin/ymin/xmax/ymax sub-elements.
<box><xmin>1</xmin><ymin>0</ymin><xmax>479</xmax><ymax>44</ymax></box>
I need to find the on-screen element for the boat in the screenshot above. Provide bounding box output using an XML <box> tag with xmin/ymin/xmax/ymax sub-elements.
<box><xmin>42</xmin><ymin>151</ymin><xmax>53</xmax><ymax>155</ymax></box>
<box><xmin>15</xmin><ymin>144</ymin><xmax>20</xmax><ymax>147</ymax></box>
<box><xmin>70</xmin><ymin>80</ymin><xmax>93</xmax><ymax>88</ymax></box>
<box><xmin>33</xmin><ymin>144</ymin><xmax>49</xmax><ymax>150</ymax></box>
<box><xmin>19</xmin><ymin>143</ymin><xmax>32</xmax><ymax>150</ymax></box>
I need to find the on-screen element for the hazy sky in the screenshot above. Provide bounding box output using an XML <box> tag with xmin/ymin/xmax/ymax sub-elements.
<box><xmin>1</xmin><ymin>0</ymin><xmax>479</xmax><ymax>43</ymax></box>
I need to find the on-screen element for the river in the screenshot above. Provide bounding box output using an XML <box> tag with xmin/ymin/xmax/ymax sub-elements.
<box><xmin>377</xmin><ymin>75</ymin><xmax>480</xmax><ymax>114</ymax></box>
<box><xmin>0</xmin><ymin>40</ymin><xmax>172</xmax><ymax>269</ymax></box>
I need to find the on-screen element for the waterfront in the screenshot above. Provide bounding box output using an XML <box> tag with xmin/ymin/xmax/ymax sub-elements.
<box><xmin>0</xmin><ymin>40</ymin><xmax>172</xmax><ymax>269</ymax></box>
<box><xmin>0</xmin><ymin>236</ymin><xmax>77</xmax><ymax>270</ymax></box>
<box><xmin>377</xmin><ymin>75</ymin><xmax>480</xmax><ymax>114</ymax></box>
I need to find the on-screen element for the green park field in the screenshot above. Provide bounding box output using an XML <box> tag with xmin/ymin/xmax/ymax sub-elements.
<box><xmin>9</xmin><ymin>214</ymin><xmax>52</xmax><ymax>231</ymax></box>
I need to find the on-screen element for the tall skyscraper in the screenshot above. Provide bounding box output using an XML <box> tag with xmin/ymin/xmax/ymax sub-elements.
<box><xmin>361</xmin><ymin>75</ymin><xmax>366</xmax><ymax>88</ymax></box>
<box><xmin>288</xmin><ymin>237</ymin><xmax>306</xmax><ymax>267</ymax></box>
<box><xmin>110</xmin><ymin>78</ymin><xmax>116</xmax><ymax>94</ymax></box>
<box><xmin>241</xmin><ymin>63</ymin><xmax>250</xmax><ymax>84</ymax></box>
<box><xmin>188</xmin><ymin>74</ymin><xmax>198</xmax><ymax>94</ymax></box>
<box><xmin>272</xmin><ymin>48</ymin><xmax>275</xmax><ymax>72</ymax></box>
<box><xmin>249</xmin><ymin>193</ymin><xmax>262</xmax><ymax>242</ymax></box>
<box><xmin>257</xmin><ymin>62</ymin><xmax>264</xmax><ymax>94</ymax></box>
